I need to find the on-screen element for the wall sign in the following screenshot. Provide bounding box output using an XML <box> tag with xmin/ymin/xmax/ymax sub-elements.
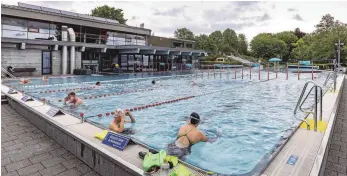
<box><xmin>21</xmin><ymin>95</ymin><xmax>33</xmax><ymax>102</ymax></box>
<box><xmin>102</xmin><ymin>132</ymin><xmax>130</xmax><ymax>151</ymax></box>
<box><xmin>287</xmin><ymin>155</ymin><xmax>299</xmax><ymax>165</ymax></box>
<box><xmin>8</xmin><ymin>89</ymin><xmax>17</xmax><ymax>94</ymax></box>
<box><xmin>46</xmin><ymin>107</ymin><xmax>65</xmax><ymax>117</ymax></box>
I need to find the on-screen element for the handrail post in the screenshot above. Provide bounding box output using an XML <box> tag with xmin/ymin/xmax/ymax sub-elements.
<box><xmin>320</xmin><ymin>87</ymin><xmax>323</xmax><ymax>121</ymax></box>
<box><xmin>314</xmin><ymin>86</ymin><xmax>318</xmax><ymax>132</ymax></box>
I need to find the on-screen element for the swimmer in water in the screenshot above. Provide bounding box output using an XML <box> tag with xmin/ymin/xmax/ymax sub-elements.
<box><xmin>152</xmin><ymin>80</ymin><xmax>155</xmax><ymax>84</ymax></box>
<box><xmin>96</xmin><ymin>81</ymin><xmax>101</xmax><ymax>86</ymax></box>
<box><xmin>42</xmin><ymin>76</ymin><xmax>49</xmax><ymax>82</ymax></box>
<box><xmin>167</xmin><ymin>112</ymin><xmax>219</xmax><ymax>159</ymax></box>
<box><xmin>66</xmin><ymin>92</ymin><xmax>83</xmax><ymax>107</ymax></box>
<box><xmin>64</xmin><ymin>92</ymin><xmax>72</xmax><ymax>105</ymax></box>
<box><xmin>19</xmin><ymin>78</ymin><xmax>30</xmax><ymax>84</ymax></box>
<box><xmin>109</xmin><ymin>108</ymin><xmax>135</xmax><ymax>133</ymax></box>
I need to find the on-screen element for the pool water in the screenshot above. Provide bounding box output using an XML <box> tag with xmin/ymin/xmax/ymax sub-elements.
<box><xmin>6</xmin><ymin>70</ymin><xmax>333</xmax><ymax>175</ymax></box>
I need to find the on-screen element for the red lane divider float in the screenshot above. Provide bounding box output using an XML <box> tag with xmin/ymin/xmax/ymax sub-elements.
<box><xmin>30</xmin><ymin>86</ymin><xmax>97</xmax><ymax>94</ymax></box>
<box><xmin>89</xmin><ymin>95</ymin><xmax>195</xmax><ymax>118</ymax></box>
<box><xmin>57</xmin><ymin>86</ymin><xmax>163</xmax><ymax>102</ymax></box>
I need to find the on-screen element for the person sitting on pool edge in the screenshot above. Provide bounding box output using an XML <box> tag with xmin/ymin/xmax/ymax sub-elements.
<box><xmin>96</xmin><ymin>81</ymin><xmax>101</xmax><ymax>86</ymax></box>
<box><xmin>66</xmin><ymin>92</ymin><xmax>83</xmax><ymax>107</ymax></box>
<box><xmin>109</xmin><ymin>108</ymin><xmax>135</xmax><ymax>133</ymax></box>
<box><xmin>167</xmin><ymin>112</ymin><xmax>219</xmax><ymax>159</ymax></box>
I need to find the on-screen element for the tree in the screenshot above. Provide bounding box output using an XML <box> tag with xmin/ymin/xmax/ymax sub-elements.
<box><xmin>237</xmin><ymin>34</ymin><xmax>248</xmax><ymax>55</ymax></box>
<box><xmin>195</xmin><ymin>34</ymin><xmax>209</xmax><ymax>51</ymax></box>
<box><xmin>294</xmin><ymin>28</ymin><xmax>306</xmax><ymax>39</ymax></box>
<box><xmin>314</xmin><ymin>14</ymin><xmax>344</xmax><ymax>33</ymax></box>
<box><xmin>275</xmin><ymin>31</ymin><xmax>298</xmax><ymax>61</ymax></box>
<box><xmin>91</xmin><ymin>5</ymin><xmax>127</xmax><ymax>24</ymax></box>
<box><xmin>250</xmin><ymin>33</ymin><xmax>286</xmax><ymax>59</ymax></box>
<box><xmin>291</xmin><ymin>38</ymin><xmax>312</xmax><ymax>60</ymax></box>
<box><xmin>174</xmin><ymin>28</ymin><xmax>195</xmax><ymax>40</ymax></box>
<box><xmin>209</xmin><ymin>31</ymin><xmax>224</xmax><ymax>53</ymax></box>
<box><xmin>222</xmin><ymin>28</ymin><xmax>238</xmax><ymax>52</ymax></box>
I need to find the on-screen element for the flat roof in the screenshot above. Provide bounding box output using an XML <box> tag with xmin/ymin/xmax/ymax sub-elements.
<box><xmin>1</xmin><ymin>3</ymin><xmax>151</xmax><ymax>36</ymax></box>
<box><xmin>150</xmin><ymin>35</ymin><xmax>196</xmax><ymax>43</ymax></box>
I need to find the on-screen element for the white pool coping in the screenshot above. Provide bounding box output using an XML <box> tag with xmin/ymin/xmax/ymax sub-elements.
<box><xmin>262</xmin><ymin>74</ymin><xmax>345</xmax><ymax>176</ymax></box>
<box><xmin>2</xmin><ymin>74</ymin><xmax>343</xmax><ymax>176</ymax></box>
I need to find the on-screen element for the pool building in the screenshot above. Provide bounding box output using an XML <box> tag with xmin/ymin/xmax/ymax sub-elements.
<box><xmin>1</xmin><ymin>2</ymin><xmax>206</xmax><ymax>77</ymax></box>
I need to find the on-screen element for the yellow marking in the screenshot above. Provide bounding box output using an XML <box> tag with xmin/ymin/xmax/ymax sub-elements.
<box><xmin>328</xmin><ymin>89</ymin><xmax>339</xmax><ymax>93</ymax></box>
<box><xmin>300</xmin><ymin>119</ymin><xmax>328</xmax><ymax>132</ymax></box>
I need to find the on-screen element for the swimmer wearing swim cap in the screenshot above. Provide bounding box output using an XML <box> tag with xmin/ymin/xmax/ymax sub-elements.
<box><xmin>109</xmin><ymin>108</ymin><xmax>135</xmax><ymax>133</ymax></box>
<box><xmin>167</xmin><ymin>112</ymin><xmax>219</xmax><ymax>159</ymax></box>
<box><xmin>152</xmin><ymin>80</ymin><xmax>155</xmax><ymax>84</ymax></box>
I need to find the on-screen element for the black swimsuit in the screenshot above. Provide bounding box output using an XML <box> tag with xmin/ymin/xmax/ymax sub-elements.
<box><xmin>167</xmin><ymin>128</ymin><xmax>195</xmax><ymax>159</ymax></box>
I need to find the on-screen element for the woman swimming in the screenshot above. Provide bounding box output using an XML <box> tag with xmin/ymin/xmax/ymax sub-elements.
<box><xmin>167</xmin><ymin>112</ymin><xmax>208</xmax><ymax>159</ymax></box>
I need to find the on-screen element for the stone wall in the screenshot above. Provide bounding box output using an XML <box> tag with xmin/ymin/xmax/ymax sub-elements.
<box><xmin>1</xmin><ymin>45</ymin><xmax>82</xmax><ymax>76</ymax></box>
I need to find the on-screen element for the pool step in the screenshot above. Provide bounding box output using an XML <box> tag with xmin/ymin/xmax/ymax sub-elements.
<box><xmin>299</xmin><ymin>119</ymin><xmax>328</xmax><ymax>132</ymax></box>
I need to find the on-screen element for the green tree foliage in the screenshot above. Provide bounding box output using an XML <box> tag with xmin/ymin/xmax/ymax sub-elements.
<box><xmin>195</xmin><ymin>34</ymin><xmax>209</xmax><ymax>51</ymax></box>
<box><xmin>91</xmin><ymin>5</ymin><xmax>127</xmax><ymax>24</ymax></box>
<box><xmin>274</xmin><ymin>31</ymin><xmax>298</xmax><ymax>61</ymax></box>
<box><xmin>174</xmin><ymin>28</ymin><xmax>195</xmax><ymax>40</ymax></box>
<box><xmin>237</xmin><ymin>34</ymin><xmax>248</xmax><ymax>55</ymax></box>
<box><xmin>250</xmin><ymin>33</ymin><xmax>286</xmax><ymax>59</ymax></box>
<box><xmin>250</xmin><ymin>14</ymin><xmax>347</xmax><ymax>63</ymax></box>
<box><xmin>291</xmin><ymin>38</ymin><xmax>312</xmax><ymax>60</ymax></box>
<box><xmin>223</xmin><ymin>28</ymin><xmax>238</xmax><ymax>51</ymax></box>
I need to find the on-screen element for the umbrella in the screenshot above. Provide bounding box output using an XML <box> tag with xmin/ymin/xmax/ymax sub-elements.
<box><xmin>269</xmin><ymin>58</ymin><xmax>281</xmax><ymax>62</ymax></box>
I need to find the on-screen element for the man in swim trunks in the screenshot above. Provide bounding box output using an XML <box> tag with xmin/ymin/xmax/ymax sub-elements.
<box><xmin>19</xmin><ymin>78</ymin><xmax>30</xmax><ymax>84</ymax></box>
<box><xmin>167</xmin><ymin>112</ymin><xmax>208</xmax><ymax>159</ymax></box>
<box><xmin>66</xmin><ymin>92</ymin><xmax>83</xmax><ymax>107</ymax></box>
<box><xmin>109</xmin><ymin>108</ymin><xmax>135</xmax><ymax>133</ymax></box>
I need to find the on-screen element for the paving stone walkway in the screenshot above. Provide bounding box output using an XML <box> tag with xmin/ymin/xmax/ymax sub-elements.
<box><xmin>324</xmin><ymin>76</ymin><xmax>347</xmax><ymax>176</ymax></box>
<box><xmin>1</xmin><ymin>104</ymin><xmax>100</xmax><ymax>176</ymax></box>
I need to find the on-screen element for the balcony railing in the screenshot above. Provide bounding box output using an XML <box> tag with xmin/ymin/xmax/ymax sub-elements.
<box><xmin>1</xmin><ymin>28</ymin><xmax>146</xmax><ymax>46</ymax></box>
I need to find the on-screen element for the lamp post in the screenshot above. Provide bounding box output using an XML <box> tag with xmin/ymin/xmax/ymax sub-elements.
<box><xmin>335</xmin><ymin>39</ymin><xmax>344</xmax><ymax>69</ymax></box>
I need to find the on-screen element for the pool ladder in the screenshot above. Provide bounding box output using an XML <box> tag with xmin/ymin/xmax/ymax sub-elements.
<box><xmin>294</xmin><ymin>81</ymin><xmax>323</xmax><ymax>132</ymax></box>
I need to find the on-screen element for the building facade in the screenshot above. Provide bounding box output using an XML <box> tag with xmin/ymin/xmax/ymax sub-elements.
<box><xmin>1</xmin><ymin>3</ymin><xmax>205</xmax><ymax>77</ymax></box>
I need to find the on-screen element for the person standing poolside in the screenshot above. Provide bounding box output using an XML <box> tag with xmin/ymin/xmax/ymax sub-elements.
<box><xmin>109</xmin><ymin>108</ymin><xmax>135</xmax><ymax>133</ymax></box>
<box><xmin>66</xmin><ymin>92</ymin><xmax>83</xmax><ymax>107</ymax></box>
<box><xmin>167</xmin><ymin>112</ymin><xmax>219</xmax><ymax>159</ymax></box>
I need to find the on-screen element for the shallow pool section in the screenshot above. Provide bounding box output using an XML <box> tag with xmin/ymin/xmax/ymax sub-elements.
<box><xmin>5</xmin><ymin>71</ymin><xmax>333</xmax><ymax>175</ymax></box>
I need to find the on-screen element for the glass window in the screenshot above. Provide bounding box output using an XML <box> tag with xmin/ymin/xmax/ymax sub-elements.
<box><xmin>186</xmin><ymin>43</ymin><xmax>193</xmax><ymax>48</ymax></box>
<box><xmin>136</xmin><ymin>35</ymin><xmax>146</xmax><ymax>46</ymax></box>
<box><xmin>2</xmin><ymin>30</ymin><xmax>27</xmax><ymax>39</ymax></box>
<box><xmin>125</xmin><ymin>34</ymin><xmax>137</xmax><ymax>45</ymax></box>
<box><xmin>28</xmin><ymin>21</ymin><xmax>50</xmax><ymax>33</ymax></box>
<box><xmin>1</xmin><ymin>16</ymin><xmax>28</xmax><ymax>38</ymax></box>
<box><xmin>114</xmin><ymin>32</ymin><xmax>125</xmax><ymax>45</ymax></box>
<box><xmin>2</xmin><ymin>16</ymin><xmax>27</xmax><ymax>31</ymax></box>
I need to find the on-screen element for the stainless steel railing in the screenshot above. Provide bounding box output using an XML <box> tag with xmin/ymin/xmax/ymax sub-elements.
<box><xmin>1</xmin><ymin>67</ymin><xmax>17</xmax><ymax>79</ymax></box>
<box><xmin>294</xmin><ymin>81</ymin><xmax>323</xmax><ymax>132</ymax></box>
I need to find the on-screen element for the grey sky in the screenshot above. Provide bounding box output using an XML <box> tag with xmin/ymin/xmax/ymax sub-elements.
<box><xmin>3</xmin><ymin>1</ymin><xmax>347</xmax><ymax>41</ymax></box>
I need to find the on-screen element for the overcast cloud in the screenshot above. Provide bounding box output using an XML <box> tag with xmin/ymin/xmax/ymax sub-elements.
<box><xmin>3</xmin><ymin>1</ymin><xmax>347</xmax><ymax>41</ymax></box>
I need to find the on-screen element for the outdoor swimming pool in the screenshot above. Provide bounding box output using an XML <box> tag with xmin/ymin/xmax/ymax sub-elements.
<box><xmin>5</xmin><ymin>70</ymin><xmax>333</xmax><ymax>175</ymax></box>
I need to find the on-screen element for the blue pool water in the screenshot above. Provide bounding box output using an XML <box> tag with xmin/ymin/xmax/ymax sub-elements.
<box><xmin>6</xmin><ymin>70</ymin><xmax>332</xmax><ymax>175</ymax></box>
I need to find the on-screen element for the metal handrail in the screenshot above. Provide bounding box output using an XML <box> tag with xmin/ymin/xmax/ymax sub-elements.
<box><xmin>323</xmin><ymin>72</ymin><xmax>332</xmax><ymax>86</ymax></box>
<box><xmin>294</xmin><ymin>81</ymin><xmax>323</xmax><ymax>132</ymax></box>
<box><xmin>1</xmin><ymin>67</ymin><xmax>17</xmax><ymax>79</ymax></box>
